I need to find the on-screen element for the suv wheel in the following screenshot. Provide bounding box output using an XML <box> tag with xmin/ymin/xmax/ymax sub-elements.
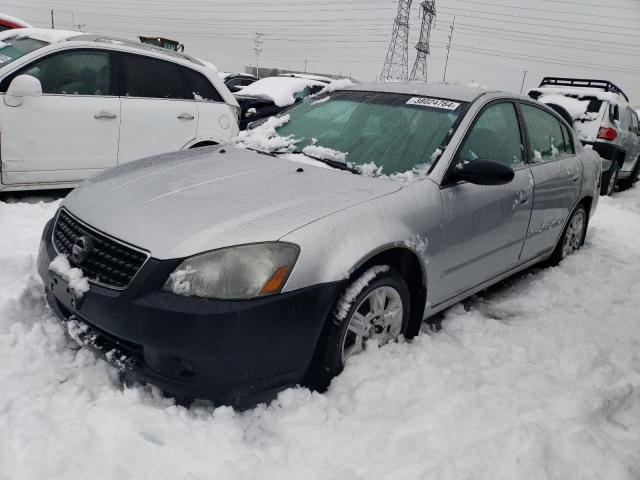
<box><xmin>306</xmin><ymin>267</ymin><xmax>410</xmax><ymax>390</ymax></box>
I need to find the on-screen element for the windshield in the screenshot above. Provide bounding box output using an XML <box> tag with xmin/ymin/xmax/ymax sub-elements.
<box><xmin>0</xmin><ymin>36</ymin><xmax>47</xmax><ymax>68</ymax></box>
<box><xmin>275</xmin><ymin>90</ymin><xmax>466</xmax><ymax>175</ymax></box>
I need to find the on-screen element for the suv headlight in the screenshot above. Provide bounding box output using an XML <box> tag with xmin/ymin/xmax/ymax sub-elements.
<box><xmin>162</xmin><ymin>242</ymin><xmax>299</xmax><ymax>299</ymax></box>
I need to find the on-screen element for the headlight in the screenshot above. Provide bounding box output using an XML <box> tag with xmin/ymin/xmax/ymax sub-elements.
<box><xmin>162</xmin><ymin>242</ymin><xmax>299</xmax><ymax>299</ymax></box>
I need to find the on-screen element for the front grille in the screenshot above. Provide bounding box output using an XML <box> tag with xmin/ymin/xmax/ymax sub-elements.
<box><xmin>52</xmin><ymin>209</ymin><xmax>148</xmax><ymax>289</ymax></box>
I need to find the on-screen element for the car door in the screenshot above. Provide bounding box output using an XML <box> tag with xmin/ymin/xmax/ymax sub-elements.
<box><xmin>182</xmin><ymin>67</ymin><xmax>236</xmax><ymax>143</ymax></box>
<box><xmin>519</xmin><ymin>103</ymin><xmax>581</xmax><ymax>261</ymax></box>
<box><xmin>621</xmin><ymin>108</ymin><xmax>640</xmax><ymax>174</ymax></box>
<box><xmin>116</xmin><ymin>53</ymin><xmax>197</xmax><ymax>164</ymax></box>
<box><xmin>433</xmin><ymin>101</ymin><xmax>534</xmax><ymax>304</ymax></box>
<box><xmin>0</xmin><ymin>48</ymin><xmax>119</xmax><ymax>185</ymax></box>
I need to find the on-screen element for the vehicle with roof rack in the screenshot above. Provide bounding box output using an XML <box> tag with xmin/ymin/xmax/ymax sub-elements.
<box><xmin>0</xmin><ymin>28</ymin><xmax>240</xmax><ymax>192</ymax></box>
<box><xmin>529</xmin><ymin>77</ymin><xmax>640</xmax><ymax>195</ymax></box>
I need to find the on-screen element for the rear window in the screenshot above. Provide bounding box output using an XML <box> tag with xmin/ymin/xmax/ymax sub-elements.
<box><xmin>119</xmin><ymin>53</ymin><xmax>189</xmax><ymax>99</ymax></box>
<box><xmin>182</xmin><ymin>68</ymin><xmax>223</xmax><ymax>102</ymax></box>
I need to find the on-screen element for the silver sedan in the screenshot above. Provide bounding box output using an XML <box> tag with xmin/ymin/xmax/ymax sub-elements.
<box><xmin>38</xmin><ymin>82</ymin><xmax>601</xmax><ymax>406</ymax></box>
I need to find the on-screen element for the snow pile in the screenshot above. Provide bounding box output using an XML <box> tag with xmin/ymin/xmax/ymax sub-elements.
<box><xmin>356</xmin><ymin>161</ymin><xmax>431</xmax><ymax>183</ymax></box>
<box><xmin>2</xmin><ymin>172</ymin><xmax>640</xmax><ymax>479</ymax></box>
<box><xmin>235</xmin><ymin>77</ymin><xmax>325</xmax><ymax>107</ymax></box>
<box><xmin>232</xmin><ymin>114</ymin><xmax>297</xmax><ymax>153</ymax></box>
<box><xmin>302</xmin><ymin>144</ymin><xmax>347</xmax><ymax>164</ymax></box>
<box><xmin>48</xmin><ymin>254</ymin><xmax>90</xmax><ymax>297</ymax></box>
<box><xmin>537</xmin><ymin>93</ymin><xmax>590</xmax><ymax>120</ymax></box>
<box><xmin>311</xmin><ymin>78</ymin><xmax>354</xmax><ymax>97</ymax></box>
<box><xmin>529</xmin><ymin>86</ymin><xmax>621</xmax><ymax>105</ymax></box>
<box><xmin>0</xmin><ymin>27</ymin><xmax>81</xmax><ymax>44</ymax></box>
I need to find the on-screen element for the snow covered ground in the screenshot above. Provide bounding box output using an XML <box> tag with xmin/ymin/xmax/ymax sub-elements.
<box><xmin>1</xmin><ymin>188</ymin><xmax>639</xmax><ymax>480</ymax></box>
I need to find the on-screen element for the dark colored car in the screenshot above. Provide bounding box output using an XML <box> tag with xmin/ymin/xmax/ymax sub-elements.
<box><xmin>222</xmin><ymin>73</ymin><xmax>258</xmax><ymax>93</ymax></box>
<box><xmin>234</xmin><ymin>76</ymin><xmax>326</xmax><ymax>129</ymax></box>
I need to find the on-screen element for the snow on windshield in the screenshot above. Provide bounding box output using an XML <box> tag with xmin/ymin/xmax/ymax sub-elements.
<box><xmin>236</xmin><ymin>76</ymin><xmax>325</xmax><ymax>107</ymax></box>
<box><xmin>232</xmin><ymin>114</ymin><xmax>297</xmax><ymax>153</ymax></box>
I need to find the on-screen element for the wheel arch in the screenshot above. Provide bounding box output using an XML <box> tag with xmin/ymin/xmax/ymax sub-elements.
<box><xmin>348</xmin><ymin>245</ymin><xmax>427</xmax><ymax>339</ymax></box>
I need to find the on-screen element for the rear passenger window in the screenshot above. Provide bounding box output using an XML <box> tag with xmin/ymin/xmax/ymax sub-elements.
<box><xmin>459</xmin><ymin>102</ymin><xmax>523</xmax><ymax>167</ymax></box>
<box><xmin>182</xmin><ymin>68</ymin><xmax>223</xmax><ymax>102</ymax></box>
<box><xmin>560</xmin><ymin>124</ymin><xmax>575</xmax><ymax>154</ymax></box>
<box><xmin>120</xmin><ymin>54</ymin><xmax>188</xmax><ymax>99</ymax></box>
<box><xmin>521</xmin><ymin>104</ymin><xmax>566</xmax><ymax>162</ymax></box>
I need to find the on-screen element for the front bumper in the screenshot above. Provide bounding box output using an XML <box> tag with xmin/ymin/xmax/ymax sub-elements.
<box><xmin>38</xmin><ymin>218</ymin><xmax>341</xmax><ymax>407</ymax></box>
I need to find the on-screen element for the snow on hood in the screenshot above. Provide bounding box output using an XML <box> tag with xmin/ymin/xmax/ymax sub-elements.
<box><xmin>537</xmin><ymin>94</ymin><xmax>590</xmax><ymax>120</ymax></box>
<box><xmin>234</xmin><ymin>76</ymin><xmax>326</xmax><ymax>107</ymax></box>
<box><xmin>0</xmin><ymin>13</ymin><xmax>32</xmax><ymax>28</ymax></box>
<box><xmin>0</xmin><ymin>27</ymin><xmax>81</xmax><ymax>44</ymax></box>
<box><xmin>62</xmin><ymin>147</ymin><xmax>401</xmax><ymax>260</ymax></box>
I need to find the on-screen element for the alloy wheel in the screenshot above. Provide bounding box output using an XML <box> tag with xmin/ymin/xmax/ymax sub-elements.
<box><xmin>341</xmin><ymin>285</ymin><xmax>404</xmax><ymax>362</ymax></box>
<box><xmin>561</xmin><ymin>210</ymin><xmax>585</xmax><ymax>259</ymax></box>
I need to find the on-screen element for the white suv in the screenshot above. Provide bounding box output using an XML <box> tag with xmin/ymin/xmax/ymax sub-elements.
<box><xmin>0</xmin><ymin>28</ymin><xmax>240</xmax><ymax>192</ymax></box>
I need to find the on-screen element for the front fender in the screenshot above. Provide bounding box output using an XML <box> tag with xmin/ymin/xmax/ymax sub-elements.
<box><xmin>280</xmin><ymin>180</ymin><xmax>444</xmax><ymax>294</ymax></box>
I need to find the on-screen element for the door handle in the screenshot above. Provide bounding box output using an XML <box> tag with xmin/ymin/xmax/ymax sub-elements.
<box><xmin>177</xmin><ymin>113</ymin><xmax>195</xmax><ymax>120</ymax></box>
<box><xmin>571</xmin><ymin>176</ymin><xmax>580</xmax><ymax>183</ymax></box>
<box><xmin>94</xmin><ymin>111</ymin><xmax>117</xmax><ymax>120</ymax></box>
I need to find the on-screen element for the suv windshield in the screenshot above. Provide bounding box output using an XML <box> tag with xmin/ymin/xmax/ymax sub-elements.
<box><xmin>0</xmin><ymin>36</ymin><xmax>48</xmax><ymax>68</ymax></box>
<box><xmin>276</xmin><ymin>90</ymin><xmax>466</xmax><ymax>174</ymax></box>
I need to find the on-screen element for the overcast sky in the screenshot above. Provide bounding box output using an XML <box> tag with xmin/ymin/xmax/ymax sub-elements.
<box><xmin>5</xmin><ymin>0</ymin><xmax>640</xmax><ymax>104</ymax></box>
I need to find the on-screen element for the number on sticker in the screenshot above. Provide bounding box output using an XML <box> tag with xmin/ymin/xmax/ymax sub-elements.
<box><xmin>406</xmin><ymin>97</ymin><xmax>460</xmax><ymax>110</ymax></box>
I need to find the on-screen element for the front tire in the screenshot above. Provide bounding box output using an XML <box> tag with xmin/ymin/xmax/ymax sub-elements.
<box><xmin>547</xmin><ymin>204</ymin><xmax>587</xmax><ymax>266</ymax></box>
<box><xmin>306</xmin><ymin>267</ymin><xmax>410</xmax><ymax>391</ymax></box>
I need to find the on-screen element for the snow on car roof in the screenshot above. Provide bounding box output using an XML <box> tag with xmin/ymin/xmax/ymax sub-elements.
<box><xmin>0</xmin><ymin>27</ymin><xmax>80</xmax><ymax>44</ymax></box>
<box><xmin>235</xmin><ymin>76</ymin><xmax>327</xmax><ymax>107</ymax></box>
<box><xmin>0</xmin><ymin>13</ymin><xmax>33</xmax><ymax>28</ymax></box>
<box><xmin>529</xmin><ymin>85</ymin><xmax>623</xmax><ymax>105</ymax></box>
<box><xmin>344</xmin><ymin>82</ymin><xmax>493</xmax><ymax>102</ymax></box>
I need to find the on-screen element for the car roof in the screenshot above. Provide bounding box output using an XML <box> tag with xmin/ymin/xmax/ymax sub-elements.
<box><xmin>344</xmin><ymin>82</ymin><xmax>495</xmax><ymax>102</ymax></box>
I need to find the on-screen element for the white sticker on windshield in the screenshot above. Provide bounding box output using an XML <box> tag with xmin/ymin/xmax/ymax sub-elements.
<box><xmin>406</xmin><ymin>97</ymin><xmax>460</xmax><ymax>110</ymax></box>
<box><xmin>0</xmin><ymin>54</ymin><xmax>11</xmax><ymax>64</ymax></box>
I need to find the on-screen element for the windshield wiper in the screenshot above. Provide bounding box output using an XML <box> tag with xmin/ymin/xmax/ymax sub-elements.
<box><xmin>244</xmin><ymin>146</ymin><xmax>278</xmax><ymax>157</ymax></box>
<box><xmin>294</xmin><ymin>149</ymin><xmax>358</xmax><ymax>174</ymax></box>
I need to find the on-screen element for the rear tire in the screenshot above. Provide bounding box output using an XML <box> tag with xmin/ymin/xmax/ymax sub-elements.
<box><xmin>547</xmin><ymin>204</ymin><xmax>587</xmax><ymax>266</ymax></box>
<box><xmin>602</xmin><ymin>161</ymin><xmax>618</xmax><ymax>196</ymax></box>
<box><xmin>306</xmin><ymin>267</ymin><xmax>410</xmax><ymax>391</ymax></box>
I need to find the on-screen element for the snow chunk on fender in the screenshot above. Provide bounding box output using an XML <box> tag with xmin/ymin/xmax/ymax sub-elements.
<box><xmin>232</xmin><ymin>114</ymin><xmax>297</xmax><ymax>153</ymax></box>
<box><xmin>49</xmin><ymin>254</ymin><xmax>90</xmax><ymax>297</ymax></box>
<box><xmin>335</xmin><ymin>265</ymin><xmax>389</xmax><ymax>320</ymax></box>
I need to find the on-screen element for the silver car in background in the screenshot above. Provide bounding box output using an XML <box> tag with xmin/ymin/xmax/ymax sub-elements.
<box><xmin>38</xmin><ymin>83</ymin><xmax>601</xmax><ymax>406</ymax></box>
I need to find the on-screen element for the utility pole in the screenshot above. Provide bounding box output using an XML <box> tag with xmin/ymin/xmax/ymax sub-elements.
<box><xmin>520</xmin><ymin>70</ymin><xmax>528</xmax><ymax>93</ymax></box>
<box><xmin>442</xmin><ymin>16</ymin><xmax>455</xmax><ymax>83</ymax></box>
<box><xmin>50</xmin><ymin>9</ymin><xmax>55</xmax><ymax>29</ymax></box>
<box><xmin>253</xmin><ymin>32</ymin><xmax>263</xmax><ymax>78</ymax></box>
<box><xmin>304</xmin><ymin>59</ymin><xmax>308</xmax><ymax>73</ymax></box>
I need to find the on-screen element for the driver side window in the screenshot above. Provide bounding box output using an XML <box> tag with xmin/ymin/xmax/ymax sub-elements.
<box><xmin>459</xmin><ymin>102</ymin><xmax>523</xmax><ymax>167</ymax></box>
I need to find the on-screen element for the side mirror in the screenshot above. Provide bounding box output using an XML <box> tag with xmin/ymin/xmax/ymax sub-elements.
<box><xmin>4</xmin><ymin>75</ymin><xmax>42</xmax><ymax>107</ymax></box>
<box><xmin>452</xmin><ymin>159</ymin><xmax>515</xmax><ymax>186</ymax></box>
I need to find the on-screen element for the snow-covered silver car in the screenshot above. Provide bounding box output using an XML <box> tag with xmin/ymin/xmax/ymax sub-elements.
<box><xmin>38</xmin><ymin>83</ymin><xmax>601</xmax><ymax>406</ymax></box>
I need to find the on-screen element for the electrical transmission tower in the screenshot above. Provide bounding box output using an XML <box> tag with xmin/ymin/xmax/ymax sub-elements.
<box><xmin>380</xmin><ymin>0</ymin><xmax>413</xmax><ymax>82</ymax></box>
<box><xmin>409</xmin><ymin>0</ymin><xmax>436</xmax><ymax>82</ymax></box>
<box><xmin>253</xmin><ymin>32</ymin><xmax>263</xmax><ymax>78</ymax></box>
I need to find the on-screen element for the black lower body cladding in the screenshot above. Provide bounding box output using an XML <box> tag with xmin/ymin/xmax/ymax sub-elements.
<box><xmin>38</xmin><ymin>218</ymin><xmax>342</xmax><ymax>407</ymax></box>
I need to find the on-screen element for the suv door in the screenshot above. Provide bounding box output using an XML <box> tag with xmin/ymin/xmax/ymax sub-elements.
<box><xmin>182</xmin><ymin>67</ymin><xmax>235</xmax><ymax>142</ymax></box>
<box><xmin>0</xmin><ymin>49</ymin><xmax>119</xmax><ymax>185</ymax></box>
<box><xmin>620</xmin><ymin>108</ymin><xmax>640</xmax><ymax>177</ymax></box>
<box><xmin>519</xmin><ymin>103</ymin><xmax>581</xmax><ymax>261</ymax></box>
<box><xmin>433</xmin><ymin>101</ymin><xmax>534</xmax><ymax>304</ymax></box>
<box><xmin>116</xmin><ymin>53</ymin><xmax>197</xmax><ymax>164</ymax></box>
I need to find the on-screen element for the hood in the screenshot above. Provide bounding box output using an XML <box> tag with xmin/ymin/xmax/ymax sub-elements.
<box><xmin>62</xmin><ymin>147</ymin><xmax>401</xmax><ymax>260</ymax></box>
